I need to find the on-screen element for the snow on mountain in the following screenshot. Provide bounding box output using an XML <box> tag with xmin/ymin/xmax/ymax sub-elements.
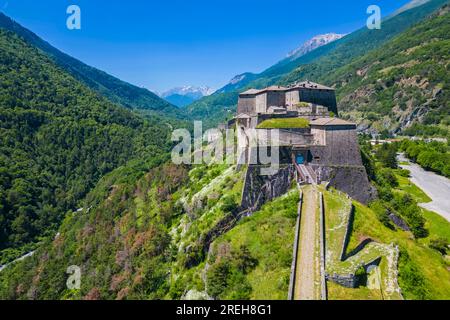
<box><xmin>286</xmin><ymin>33</ymin><xmax>346</xmax><ymax>60</ymax></box>
<box><xmin>160</xmin><ymin>86</ymin><xmax>215</xmax><ymax>107</ymax></box>
<box><xmin>161</xmin><ymin>86</ymin><xmax>214</xmax><ymax>99</ymax></box>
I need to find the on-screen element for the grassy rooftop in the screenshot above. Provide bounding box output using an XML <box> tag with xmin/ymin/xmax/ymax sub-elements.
<box><xmin>256</xmin><ymin>117</ymin><xmax>310</xmax><ymax>129</ymax></box>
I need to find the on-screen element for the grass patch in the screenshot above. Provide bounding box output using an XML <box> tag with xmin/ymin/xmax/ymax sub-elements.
<box><xmin>327</xmin><ymin>281</ymin><xmax>383</xmax><ymax>300</ymax></box>
<box><xmin>211</xmin><ymin>190</ymin><xmax>298</xmax><ymax>300</ymax></box>
<box><xmin>323</xmin><ymin>188</ymin><xmax>401</xmax><ymax>299</ymax></box>
<box><xmin>256</xmin><ymin>118</ymin><xmax>310</xmax><ymax>129</ymax></box>
<box><xmin>346</xmin><ymin>200</ymin><xmax>450</xmax><ymax>300</ymax></box>
<box><xmin>421</xmin><ymin>209</ymin><xmax>450</xmax><ymax>243</ymax></box>
<box><xmin>395</xmin><ymin>174</ymin><xmax>432</xmax><ymax>203</ymax></box>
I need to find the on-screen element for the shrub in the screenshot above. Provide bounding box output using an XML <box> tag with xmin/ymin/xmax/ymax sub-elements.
<box><xmin>429</xmin><ymin>237</ymin><xmax>449</xmax><ymax>255</ymax></box>
<box><xmin>232</xmin><ymin>245</ymin><xmax>258</xmax><ymax>274</ymax></box>
<box><xmin>220</xmin><ymin>196</ymin><xmax>238</xmax><ymax>213</ymax></box>
<box><xmin>375</xmin><ymin>143</ymin><xmax>398</xmax><ymax>169</ymax></box>
<box><xmin>377</xmin><ymin>168</ymin><xmax>399</xmax><ymax>188</ymax></box>
<box><xmin>398</xmin><ymin>249</ymin><xmax>430</xmax><ymax>300</ymax></box>
<box><xmin>206</xmin><ymin>260</ymin><xmax>231</xmax><ymax>298</ymax></box>
<box><xmin>370</xmin><ymin>201</ymin><xmax>394</xmax><ymax>230</ymax></box>
<box><xmin>396</xmin><ymin>169</ymin><xmax>410</xmax><ymax>177</ymax></box>
<box><xmin>355</xmin><ymin>265</ymin><xmax>368</xmax><ymax>287</ymax></box>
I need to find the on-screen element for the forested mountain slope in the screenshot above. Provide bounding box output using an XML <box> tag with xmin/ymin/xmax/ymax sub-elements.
<box><xmin>1</xmin><ymin>158</ymin><xmax>449</xmax><ymax>300</ymax></box>
<box><xmin>0</xmin><ymin>12</ymin><xmax>182</xmax><ymax>119</ymax></box>
<box><xmin>305</xmin><ymin>5</ymin><xmax>449</xmax><ymax>135</ymax></box>
<box><xmin>186</xmin><ymin>0</ymin><xmax>449</xmax><ymax>129</ymax></box>
<box><xmin>0</xmin><ymin>29</ymin><xmax>172</xmax><ymax>256</ymax></box>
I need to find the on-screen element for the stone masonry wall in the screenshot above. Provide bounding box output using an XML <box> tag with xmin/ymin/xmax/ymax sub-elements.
<box><xmin>240</xmin><ymin>164</ymin><xmax>295</xmax><ymax>213</ymax></box>
<box><xmin>314</xmin><ymin>165</ymin><xmax>377</xmax><ymax>204</ymax></box>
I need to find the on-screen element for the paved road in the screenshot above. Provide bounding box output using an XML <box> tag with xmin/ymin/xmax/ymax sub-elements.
<box><xmin>294</xmin><ymin>186</ymin><xmax>320</xmax><ymax>300</ymax></box>
<box><xmin>0</xmin><ymin>251</ymin><xmax>35</xmax><ymax>273</ymax></box>
<box><xmin>398</xmin><ymin>153</ymin><xmax>450</xmax><ymax>221</ymax></box>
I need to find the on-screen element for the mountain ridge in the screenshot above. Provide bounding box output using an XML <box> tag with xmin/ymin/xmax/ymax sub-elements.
<box><xmin>0</xmin><ymin>12</ymin><xmax>182</xmax><ymax>119</ymax></box>
<box><xmin>186</xmin><ymin>0</ymin><xmax>449</xmax><ymax>129</ymax></box>
<box><xmin>216</xmin><ymin>33</ymin><xmax>345</xmax><ymax>95</ymax></box>
<box><xmin>0</xmin><ymin>27</ymin><xmax>172</xmax><ymax>255</ymax></box>
<box><xmin>161</xmin><ymin>86</ymin><xmax>214</xmax><ymax>107</ymax></box>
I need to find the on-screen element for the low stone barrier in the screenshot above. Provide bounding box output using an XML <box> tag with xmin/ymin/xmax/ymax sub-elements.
<box><xmin>319</xmin><ymin>192</ymin><xmax>327</xmax><ymax>300</ymax></box>
<box><xmin>288</xmin><ymin>190</ymin><xmax>303</xmax><ymax>300</ymax></box>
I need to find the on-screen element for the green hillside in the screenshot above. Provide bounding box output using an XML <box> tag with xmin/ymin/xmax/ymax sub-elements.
<box><xmin>186</xmin><ymin>0</ymin><xmax>449</xmax><ymax>129</ymax></box>
<box><xmin>2</xmin><ymin>157</ymin><xmax>448</xmax><ymax>300</ymax></box>
<box><xmin>0</xmin><ymin>29</ymin><xmax>173</xmax><ymax>259</ymax></box>
<box><xmin>0</xmin><ymin>12</ymin><xmax>182</xmax><ymax>119</ymax></box>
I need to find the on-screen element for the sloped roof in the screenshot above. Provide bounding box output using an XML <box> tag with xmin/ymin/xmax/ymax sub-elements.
<box><xmin>288</xmin><ymin>81</ymin><xmax>334</xmax><ymax>91</ymax></box>
<box><xmin>265</xmin><ymin>85</ymin><xmax>288</xmax><ymax>91</ymax></box>
<box><xmin>240</xmin><ymin>85</ymin><xmax>287</xmax><ymax>96</ymax></box>
<box><xmin>240</xmin><ymin>88</ymin><xmax>262</xmax><ymax>95</ymax></box>
<box><xmin>310</xmin><ymin>118</ymin><xmax>355</xmax><ymax>126</ymax></box>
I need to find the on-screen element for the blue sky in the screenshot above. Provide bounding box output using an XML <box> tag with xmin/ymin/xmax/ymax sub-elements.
<box><xmin>1</xmin><ymin>0</ymin><xmax>410</xmax><ymax>92</ymax></box>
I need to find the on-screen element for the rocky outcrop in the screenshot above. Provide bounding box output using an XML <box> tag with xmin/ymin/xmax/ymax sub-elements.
<box><xmin>240</xmin><ymin>165</ymin><xmax>296</xmax><ymax>213</ymax></box>
<box><xmin>388</xmin><ymin>213</ymin><xmax>410</xmax><ymax>231</ymax></box>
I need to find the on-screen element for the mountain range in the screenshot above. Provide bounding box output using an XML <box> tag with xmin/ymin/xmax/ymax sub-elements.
<box><xmin>0</xmin><ymin>12</ymin><xmax>182</xmax><ymax>119</ymax></box>
<box><xmin>215</xmin><ymin>33</ymin><xmax>345</xmax><ymax>95</ymax></box>
<box><xmin>186</xmin><ymin>0</ymin><xmax>449</xmax><ymax>131</ymax></box>
<box><xmin>160</xmin><ymin>86</ymin><xmax>215</xmax><ymax>108</ymax></box>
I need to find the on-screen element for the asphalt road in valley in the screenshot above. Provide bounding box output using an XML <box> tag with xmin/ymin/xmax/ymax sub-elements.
<box><xmin>398</xmin><ymin>153</ymin><xmax>450</xmax><ymax>221</ymax></box>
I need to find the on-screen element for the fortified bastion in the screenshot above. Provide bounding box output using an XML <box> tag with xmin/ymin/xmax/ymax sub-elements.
<box><xmin>234</xmin><ymin>81</ymin><xmax>376</xmax><ymax>210</ymax></box>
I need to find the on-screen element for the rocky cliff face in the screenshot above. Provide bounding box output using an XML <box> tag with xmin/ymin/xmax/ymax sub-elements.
<box><xmin>286</xmin><ymin>33</ymin><xmax>346</xmax><ymax>60</ymax></box>
<box><xmin>241</xmin><ymin>165</ymin><xmax>296</xmax><ymax>213</ymax></box>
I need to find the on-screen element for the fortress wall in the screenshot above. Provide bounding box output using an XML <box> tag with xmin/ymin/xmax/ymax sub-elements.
<box><xmin>286</xmin><ymin>90</ymin><xmax>300</xmax><ymax>108</ymax></box>
<box><xmin>309</xmin><ymin>127</ymin><xmax>362</xmax><ymax>166</ymax></box>
<box><xmin>254</xmin><ymin>129</ymin><xmax>312</xmax><ymax>147</ymax></box>
<box><xmin>325</xmin><ymin>128</ymin><xmax>362</xmax><ymax>166</ymax></box>
<box><xmin>299</xmin><ymin>89</ymin><xmax>338</xmax><ymax>115</ymax></box>
<box><xmin>313</xmin><ymin>165</ymin><xmax>377</xmax><ymax>204</ymax></box>
<box><xmin>311</xmin><ymin>127</ymin><xmax>326</xmax><ymax>145</ymax></box>
<box><xmin>240</xmin><ymin>164</ymin><xmax>296</xmax><ymax>213</ymax></box>
<box><xmin>266</xmin><ymin>91</ymin><xmax>286</xmax><ymax>108</ymax></box>
<box><xmin>256</xmin><ymin>93</ymin><xmax>267</xmax><ymax>113</ymax></box>
<box><xmin>237</xmin><ymin>96</ymin><xmax>256</xmax><ymax>114</ymax></box>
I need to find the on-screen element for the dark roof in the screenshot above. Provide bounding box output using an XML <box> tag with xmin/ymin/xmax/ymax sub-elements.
<box><xmin>287</xmin><ymin>81</ymin><xmax>334</xmax><ymax>91</ymax></box>
<box><xmin>240</xmin><ymin>86</ymin><xmax>288</xmax><ymax>96</ymax></box>
<box><xmin>240</xmin><ymin>81</ymin><xmax>334</xmax><ymax>97</ymax></box>
<box><xmin>310</xmin><ymin>118</ymin><xmax>355</xmax><ymax>126</ymax></box>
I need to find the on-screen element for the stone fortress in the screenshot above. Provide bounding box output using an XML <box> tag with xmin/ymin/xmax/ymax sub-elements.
<box><xmin>235</xmin><ymin>81</ymin><xmax>376</xmax><ymax>207</ymax></box>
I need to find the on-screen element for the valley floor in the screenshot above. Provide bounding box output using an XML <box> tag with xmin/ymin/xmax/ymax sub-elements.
<box><xmin>398</xmin><ymin>153</ymin><xmax>450</xmax><ymax>221</ymax></box>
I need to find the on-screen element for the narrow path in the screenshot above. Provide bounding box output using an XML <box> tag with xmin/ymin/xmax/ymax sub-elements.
<box><xmin>398</xmin><ymin>153</ymin><xmax>450</xmax><ymax>221</ymax></box>
<box><xmin>294</xmin><ymin>186</ymin><xmax>320</xmax><ymax>300</ymax></box>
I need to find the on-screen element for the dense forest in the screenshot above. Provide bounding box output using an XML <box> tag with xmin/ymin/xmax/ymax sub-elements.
<box><xmin>0</xmin><ymin>29</ymin><xmax>174</xmax><ymax>258</ymax></box>
<box><xmin>400</xmin><ymin>140</ymin><xmax>450</xmax><ymax>178</ymax></box>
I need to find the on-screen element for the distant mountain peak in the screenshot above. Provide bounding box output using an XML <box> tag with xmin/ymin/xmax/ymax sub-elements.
<box><xmin>161</xmin><ymin>85</ymin><xmax>215</xmax><ymax>107</ymax></box>
<box><xmin>161</xmin><ymin>85</ymin><xmax>214</xmax><ymax>98</ymax></box>
<box><xmin>228</xmin><ymin>73</ymin><xmax>253</xmax><ymax>85</ymax></box>
<box><xmin>286</xmin><ymin>33</ymin><xmax>346</xmax><ymax>60</ymax></box>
